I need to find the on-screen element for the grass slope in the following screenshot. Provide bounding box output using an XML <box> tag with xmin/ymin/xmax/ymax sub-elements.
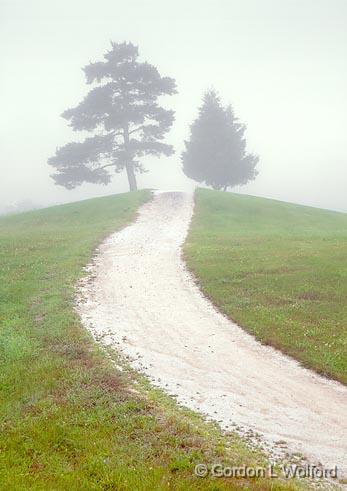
<box><xmin>185</xmin><ymin>189</ymin><xmax>347</xmax><ymax>384</ymax></box>
<box><xmin>0</xmin><ymin>191</ymin><xmax>291</xmax><ymax>490</ymax></box>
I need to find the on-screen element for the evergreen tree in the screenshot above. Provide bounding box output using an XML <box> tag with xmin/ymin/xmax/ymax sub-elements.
<box><xmin>48</xmin><ymin>42</ymin><xmax>177</xmax><ymax>191</ymax></box>
<box><xmin>182</xmin><ymin>90</ymin><xmax>258</xmax><ymax>191</ymax></box>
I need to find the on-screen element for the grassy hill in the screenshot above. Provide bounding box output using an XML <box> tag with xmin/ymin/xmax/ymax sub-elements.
<box><xmin>185</xmin><ymin>189</ymin><xmax>347</xmax><ymax>384</ymax></box>
<box><xmin>0</xmin><ymin>191</ymin><xmax>291</xmax><ymax>490</ymax></box>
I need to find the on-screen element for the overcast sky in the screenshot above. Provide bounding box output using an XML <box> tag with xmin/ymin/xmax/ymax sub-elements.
<box><xmin>1</xmin><ymin>0</ymin><xmax>346</xmax><ymax>212</ymax></box>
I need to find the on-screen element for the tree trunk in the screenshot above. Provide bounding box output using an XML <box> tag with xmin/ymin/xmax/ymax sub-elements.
<box><xmin>125</xmin><ymin>162</ymin><xmax>137</xmax><ymax>191</ymax></box>
<box><xmin>223</xmin><ymin>184</ymin><xmax>228</xmax><ymax>192</ymax></box>
<box><xmin>123</xmin><ymin>125</ymin><xmax>138</xmax><ymax>191</ymax></box>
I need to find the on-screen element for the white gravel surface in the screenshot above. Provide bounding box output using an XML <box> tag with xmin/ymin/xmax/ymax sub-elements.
<box><xmin>76</xmin><ymin>191</ymin><xmax>347</xmax><ymax>478</ymax></box>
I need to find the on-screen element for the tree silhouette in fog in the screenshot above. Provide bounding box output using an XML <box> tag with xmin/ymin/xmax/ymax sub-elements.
<box><xmin>49</xmin><ymin>42</ymin><xmax>177</xmax><ymax>191</ymax></box>
<box><xmin>182</xmin><ymin>90</ymin><xmax>258</xmax><ymax>191</ymax></box>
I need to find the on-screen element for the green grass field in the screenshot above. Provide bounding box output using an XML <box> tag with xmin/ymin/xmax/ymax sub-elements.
<box><xmin>0</xmin><ymin>191</ymin><xmax>294</xmax><ymax>490</ymax></box>
<box><xmin>184</xmin><ymin>189</ymin><xmax>347</xmax><ymax>384</ymax></box>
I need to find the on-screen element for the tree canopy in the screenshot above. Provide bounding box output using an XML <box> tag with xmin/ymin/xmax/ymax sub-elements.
<box><xmin>48</xmin><ymin>42</ymin><xmax>177</xmax><ymax>191</ymax></box>
<box><xmin>182</xmin><ymin>90</ymin><xmax>258</xmax><ymax>191</ymax></box>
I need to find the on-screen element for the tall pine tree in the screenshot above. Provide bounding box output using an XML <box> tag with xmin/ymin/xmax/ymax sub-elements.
<box><xmin>48</xmin><ymin>42</ymin><xmax>177</xmax><ymax>191</ymax></box>
<box><xmin>182</xmin><ymin>90</ymin><xmax>258</xmax><ymax>191</ymax></box>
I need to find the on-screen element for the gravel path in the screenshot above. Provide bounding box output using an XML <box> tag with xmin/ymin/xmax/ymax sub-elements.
<box><xmin>77</xmin><ymin>191</ymin><xmax>347</xmax><ymax>478</ymax></box>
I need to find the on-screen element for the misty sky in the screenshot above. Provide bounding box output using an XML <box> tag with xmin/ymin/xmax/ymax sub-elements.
<box><xmin>1</xmin><ymin>0</ymin><xmax>346</xmax><ymax>212</ymax></box>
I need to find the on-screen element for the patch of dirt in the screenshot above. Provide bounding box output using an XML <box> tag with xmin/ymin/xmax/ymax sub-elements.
<box><xmin>297</xmin><ymin>291</ymin><xmax>321</xmax><ymax>301</ymax></box>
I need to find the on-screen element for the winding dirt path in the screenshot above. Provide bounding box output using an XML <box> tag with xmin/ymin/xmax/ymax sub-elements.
<box><xmin>77</xmin><ymin>191</ymin><xmax>347</xmax><ymax>477</ymax></box>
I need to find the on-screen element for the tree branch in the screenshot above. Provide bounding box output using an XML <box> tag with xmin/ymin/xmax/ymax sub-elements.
<box><xmin>129</xmin><ymin>125</ymin><xmax>146</xmax><ymax>135</ymax></box>
<box><xmin>99</xmin><ymin>162</ymin><xmax>117</xmax><ymax>170</ymax></box>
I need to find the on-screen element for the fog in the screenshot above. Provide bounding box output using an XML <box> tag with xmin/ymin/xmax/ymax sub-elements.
<box><xmin>1</xmin><ymin>0</ymin><xmax>346</xmax><ymax>213</ymax></box>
